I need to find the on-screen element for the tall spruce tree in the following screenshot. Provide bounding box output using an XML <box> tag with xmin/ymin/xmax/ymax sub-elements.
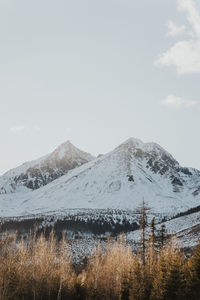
<box><xmin>150</xmin><ymin>239</ymin><xmax>187</xmax><ymax>300</ymax></box>
<box><xmin>164</xmin><ymin>251</ymin><xmax>187</xmax><ymax>300</ymax></box>
<box><xmin>188</xmin><ymin>243</ymin><xmax>200</xmax><ymax>299</ymax></box>
<box><xmin>157</xmin><ymin>224</ymin><xmax>168</xmax><ymax>249</ymax></box>
<box><xmin>148</xmin><ymin>217</ymin><xmax>157</xmax><ymax>252</ymax></box>
<box><xmin>137</xmin><ymin>199</ymin><xmax>149</xmax><ymax>266</ymax></box>
<box><xmin>130</xmin><ymin>257</ymin><xmax>146</xmax><ymax>300</ymax></box>
<box><xmin>150</xmin><ymin>254</ymin><xmax>167</xmax><ymax>300</ymax></box>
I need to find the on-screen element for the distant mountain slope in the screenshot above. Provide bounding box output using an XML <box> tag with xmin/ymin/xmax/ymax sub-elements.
<box><xmin>127</xmin><ymin>208</ymin><xmax>200</xmax><ymax>251</ymax></box>
<box><xmin>0</xmin><ymin>141</ymin><xmax>94</xmax><ymax>194</ymax></box>
<box><xmin>0</xmin><ymin>137</ymin><xmax>200</xmax><ymax>217</ymax></box>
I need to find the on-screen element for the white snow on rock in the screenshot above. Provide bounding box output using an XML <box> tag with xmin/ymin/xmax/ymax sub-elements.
<box><xmin>0</xmin><ymin>137</ymin><xmax>200</xmax><ymax>218</ymax></box>
<box><xmin>0</xmin><ymin>140</ymin><xmax>94</xmax><ymax>194</ymax></box>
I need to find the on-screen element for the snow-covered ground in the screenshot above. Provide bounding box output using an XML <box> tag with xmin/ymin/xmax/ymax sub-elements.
<box><xmin>127</xmin><ymin>210</ymin><xmax>200</xmax><ymax>250</ymax></box>
<box><xmin>0</xmin><ymin>138</ymin><xmax>200</xmax><ymax>218</ymax></box>
<box><xmin>0</xmin><ymin>141</ymin><xmax>94</xmax><ymax>194</ymax></box>
<box><xmin>0</xmin><ymin>137</ymin><xmax>200</xmax><ymax>259</ymax></box>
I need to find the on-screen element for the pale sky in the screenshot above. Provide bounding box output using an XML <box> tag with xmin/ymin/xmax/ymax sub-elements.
<box><xmin>0</xmin><ymin>0</ymin><xmax>200</xmax><ymax>174</ymax></box>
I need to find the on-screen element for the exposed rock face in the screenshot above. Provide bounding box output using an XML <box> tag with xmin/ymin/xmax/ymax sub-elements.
<box><xmin>116</xmin><ymin>138</ymin><xmax>199</xmax><ymax>190</ymax></box>
<box><xmin>0</xmin><ymin>137</ymin><xmax>200</xmax><ymax>218</ymax></box>
<box><xmin>1</xmin><ymin>137</ymin><xmax>200</xmax><ymax>257</ymax></box>
<box><xmin>0</xmin><ymin>141</ymin><xmax>94</xmax><ymax>194</ymax></box>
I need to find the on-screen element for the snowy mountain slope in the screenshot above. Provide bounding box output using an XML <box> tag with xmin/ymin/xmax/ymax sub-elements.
<box><xmin>0</xmin><ymin>137</ymin><xmax>200</xmax><ymax>218</ymax></box>
<box><xmin>126</xmin><ymin>208</ymin><xmax>200</xmax><ymax>252</ymax></box>
<box><xmin>0</xmin><ymin>141</ymin><xmax>94</xmax><ymax>194</ymax></box>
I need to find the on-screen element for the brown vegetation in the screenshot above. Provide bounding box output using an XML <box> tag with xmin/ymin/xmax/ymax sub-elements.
<box><xmin>0</xmin><ymin>231</ymin><xmax>75</xmax><ymax>300</ymax></box>
<box><xmin>0</xmin><ymin>228</ymin><xmax>200</xmax><ymax>299</ymax></box>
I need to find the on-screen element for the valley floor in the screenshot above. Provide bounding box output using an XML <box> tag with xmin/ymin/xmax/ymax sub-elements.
<box><xmin>1</xmin><ymin>206</ymin><xmax>200</xmax><ymax>263</ymax></box>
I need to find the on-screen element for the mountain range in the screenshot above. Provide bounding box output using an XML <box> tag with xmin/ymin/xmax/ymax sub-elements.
<box><xmin>0</xmin><ymin>137</ymin><xmax>200</xmax><ymax>217</ymax></box>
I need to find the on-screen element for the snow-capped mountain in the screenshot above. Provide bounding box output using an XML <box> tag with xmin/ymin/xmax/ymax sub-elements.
<box><xmin>0</xmin><ymin>137</ymin><xmax>200</xmax><ymax>217</ymax></box>
<box><xmin>0</xmin><ymin>141</ymin><xmax>94</xmax><ymax>194</ymax></box>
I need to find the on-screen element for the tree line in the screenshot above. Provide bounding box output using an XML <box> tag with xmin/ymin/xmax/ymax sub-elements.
<box><xmin>0</xmin><ymin>215</ymin><xmax>139</xmax><ymax>238</ymax></box>
<box><xmin>0</xmin><ymin>204</ymin><xmax>200</xmax><ymax>299</ymax></box>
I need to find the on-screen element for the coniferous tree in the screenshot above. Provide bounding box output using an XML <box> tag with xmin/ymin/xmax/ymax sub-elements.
<box><xmin>151</xmin><ymin>239</ymin><xmax>187</xmax><ymax>300</ymax></box>
<box><xmin>150</xmin><ymin>253</ymin><xmax>167</xmax><ymax>300</ymax></box>
<box><xmin>145</xmin><ymin>217</ymin><xmax>158</xmax><ymax>298</ymax></box>
<box><xmin>121</xmin><ymin>269</ymin><xmax>133</xmax><ymax>300</ymax></box>
<box><xmin>187</xmin><ymin>242</ymin><xmax>200</xmax><ymax>299</ymax></box>
<box><xmin>130</xmin><ymin>257</ymin><xmax>146</xmax><ymax>300</ymax></box>
<box><xmin>137</xmin><ymin>200</ymin><xmax>149</xmax><ymax>266</ymax></box>
<box><xmin>134</xmin><ymin>200</ymin><xmax>153</xmax><ymax>300</ymax></box>
<box><xmin>149</xmin><ymin>218</ymin><xmax>156</xmax><ymax>246</ymax></box>
<box><xmin>157</xmin><ymin>224</ymin><xmax>168</xmax><ymax>250</ymax></box>
<box><xmin>147</xmin><ymin>217</ymin><xmax>158</xmax><ymax>256</ymax></box>
<box><xmin>164</xmin><ymin>250</ymin><xmax>187</xmax><ymax>300</ymax></box>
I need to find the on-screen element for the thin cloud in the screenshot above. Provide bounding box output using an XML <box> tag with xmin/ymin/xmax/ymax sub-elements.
<box><xmin>167</xmin><ymin>20</ymin><xmax>186</xmax><ymax>36</ymax></box>
<box><xmin>156</xmin><ymin>0</ymin><xmax>200</xmax><ymax>74</ymax></box>
<box><xmin>34</xmin><ymin>125</ymin><xmax>41</xmax><ymax>132</ymax></box>
<box><xmin>10</xmin><ymin>125</ymin><xmax>41</xmax><ymax>134</ymax></box>
<box><xmin>10</xmin><ymin>125</ymin><xmax>26</xmax><ymax>133</ymax></box>
<box><xmin>178</xmin><ymin>0</ymin><xmax>200</xmax><ymax>37</ymax></box>
<box><xmin>161</xmin><ymin>95</ymin><xmax>198</xmax><ymax>108</ymax></box>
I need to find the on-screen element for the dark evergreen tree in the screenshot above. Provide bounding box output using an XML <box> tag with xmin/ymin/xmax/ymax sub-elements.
<box><xmin>121</xmin><ymin>270</ymin><xmax>133</xmax><ymax>300</ymax></box>
<box><xmin>137</xmin><ymin>199</ymin><xmax>149</xmax><ymax>266</ymax></box>
<box><xmin>148</xmin><ymin>217</ymin><xmax>157</xmax><ymax>252</ymax></box>
<box><xmin>151</xmin><ymin>241</ymin><xmax>187</xmax><ymax>300</ymax></box>
<box><xmin>188</xmin><ymin>243</ymin><xmax>200</xmax><ymax>299</ymax></box>
<box><xmin>157</xmin><ymin>224</ymin><xmax>168</xmax><ymax>249</ymax></box>
<box><xmin>164</xmin><ymin>251</ymin><xmax>187</xmax><ymax>300</ymax></box>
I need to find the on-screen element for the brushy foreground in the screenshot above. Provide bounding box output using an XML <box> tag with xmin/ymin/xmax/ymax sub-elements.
<box><xmin>0</xmin><ymin>232</ymin><xmax>200</xmax><ymax>300</ymax></box>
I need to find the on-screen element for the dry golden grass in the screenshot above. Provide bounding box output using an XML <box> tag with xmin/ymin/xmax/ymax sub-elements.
<box><xmin>0</xmin><ymin>231</ymin><xmax>75</xmax><ymax>300</ymax></box>
<box><xmin>0</xmin><ymin>232</ymin><xmax>199</xmax><ymax>300</ymax></box>
<box><xmin>81</xmin><ymin>236</ymin><xmax>136</xmax><ymax>299</ymax></box>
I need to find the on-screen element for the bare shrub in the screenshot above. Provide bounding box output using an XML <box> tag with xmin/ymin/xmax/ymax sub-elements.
<box><xmin>0</xmin><ymin>231</ymin><xmax>75</xmax><ymax>300</ymax></box>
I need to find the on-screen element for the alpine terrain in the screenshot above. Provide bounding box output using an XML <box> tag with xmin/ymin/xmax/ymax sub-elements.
<box><xmin>0</xmin><ymin>140</ymin><xmax>94</xmax><ymax>194</ymax></box>
<box><xmin>1</xmin><ymin>137</ymin><xmax>200</xmax><ymax>258</ymax></box>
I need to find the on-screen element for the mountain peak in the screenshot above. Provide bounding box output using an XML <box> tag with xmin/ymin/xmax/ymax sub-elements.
<box><xmin>0</xmin><ymin>140</ymin><xmax>94</xmax><ymax>194</ymax></box>
<box><xmin>117</xmin><ymin>138</ymin><xmax>175</xmax><ymax>159</ymax></box>
<box><xmin>123</xmin><ymin>137</ymin><xmax>144</xmax><ymax>147</ymax></box>
<box><xmin>49</xmin><ymin>140</ymin><xmax>94</xmax><ymax>162</ymax></box>
<box><xmin>57</xmin><ymin>140</ymin><xmax>75</xmax><ymax>149</ymax></box>
<box><xmin>115</xmin><ymin>137</ymin><xmax>144</xmax><ymax>153</ymax></box>
<box><xmin>50</xmin><ymin>140</ymin><xmax>79</xmax><ymax>159</ymax></box>
<box><xmin>62</xmin><ymin>140</ymin><xmax>72</xmax><ymax>146</ymax></box>
<box><xmin>114</xmin><ymin>137</ymin><xmax>179</xmax><ymax>175</ymax></box>
<box><xmin>1</xmin><ymin>136</ymin><xmax>200</xmax><ymax>217</ymax></box>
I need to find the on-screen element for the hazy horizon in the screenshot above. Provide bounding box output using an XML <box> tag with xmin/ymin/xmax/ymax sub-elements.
<box><xmin>1</xmin><ymin>0</ymin><xmax>200</xmax><ymax>174</ymax></box>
